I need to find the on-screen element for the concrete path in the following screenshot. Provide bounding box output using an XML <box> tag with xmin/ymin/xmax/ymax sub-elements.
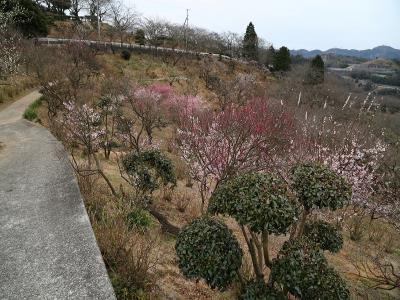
<box><xmin>0</xmin><ymin>91</ymin><xmax>115</xmax><ymax>299</ymax></box>
<box><xmin>0</xmin><ymin>91</ymin><xmax>42</xmax><ymax>125</ymax></box>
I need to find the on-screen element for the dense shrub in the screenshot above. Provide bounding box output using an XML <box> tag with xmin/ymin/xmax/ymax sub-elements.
<box><xmin>126</xmin><ymin>208</ymin><xmax>152</xmax><ymax>231</ymax></box>
<box><xmin>273</xmin><ymin>46</ymin><xmax>291</xmax><ymax>71</ymax></box>
<box><xmin>15</xmin><ymin>0</ymin><xmax>49</xmax><ymax>37</ymax></box>
<box><xmin>271</xmin><ymin>239</ymin><xmax>349</xmax><ymax>299</ymax></box>
<box><xmin>291</xmin><ymin>162</ymin><xmax>352</xmax><ymax>210</ymax></box>
<box><xmin>122</xmin><ymin>150</ymin><xmax>176</xmax><ymax>193</ymax></box>
<box><xmin>318</xmin><ymin>267</ymin><xmax>351</xmax><ymax>300</ymax></box>
<box><xmin>371</xmin><ymin>72</ymin><xmax>400</xmax><ymax>87</ymax></box>
<box><xmin>23</xmin><ymin>97</ymin><xmax>42</xmax><ymax>121</ymax></box>
<box><xmin>209</xmin><ymin>172</ymin><xmax>298</xmax><ymax>234</ymax></box>
<box><xmin>239</xmin><ymin>280</ymin><xmax>286</xmax><ymax>300</ymax></box>
<box><xmin>175</xmin><ymin>216</ymin><xmax>243</xmax><ymax>290</ymax></box>
<box><xmin>304</xmin><ymin>220</ymin><xmax>343</xmax><ymax>253</ymax></box>
<box><xmin>121</xmin><ymin>50</ymin><xmax>131</xmax><ymax>61</ymax></box>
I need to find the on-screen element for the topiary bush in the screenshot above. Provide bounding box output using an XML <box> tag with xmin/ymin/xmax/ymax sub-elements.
<box><xmin>271</xmin><ymin>238</ymin><xmax>349</xmax><ymax>300</ymax></box>
<box><xmin>121</xmin><ymin>50</ymin><xmax>131</xmax><ymax>61</ymax></box>
<box><xmin>175</xmin><ymin>216</ymin><xmax>243</xmax><ymax>290</ymax></box>
<box><xmin>239</xmin><ymin>280</ymin><xmax>286</xmax><ymax>300</ymax></box>
<box><xmin>291</xmin><ymin>162</ymin><xmax>352</xmax><ymax>211</ymax></box>
<box><xmin>122</xmin><ymin>150</ymin><xmax>176</xmax><ymax>194</ymax></box>
<box><xmin>318</xmin><ymin>266</ymin><xmax>350</xmax><ymax>300</ymax></box>
<box><xmin>208</xmin><ymin>172</ymin><xmax>298</xmax><ymax>234</ymax></box>
<box><xmin>304</xmin><ymin>220</ymin><xmax>343</xmax><ymax>253</ymax></box>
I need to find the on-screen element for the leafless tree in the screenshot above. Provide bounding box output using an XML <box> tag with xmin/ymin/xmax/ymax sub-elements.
<box><xmin>69</xmin><ymin>0</ymin><xmax>84</xmax><ymax>20</ymax></box>
<box><xmin>353</xmin><ymin>253</ymin><xmax>400</xmax><ymax>290</ymax></box>
<box><xmin>143</xmin><ymin>18</ymin><xmax>168</xmax><ymax>48</ymax></box>
<box><xmin>108</xmin><ymin>0</ymin><xmax>139</xmax><ymax>45</ymax></box>
<box><xmin>221</xmin><ymin>31</ymin><xmax>242</xmax><ymax>57</ymax></box>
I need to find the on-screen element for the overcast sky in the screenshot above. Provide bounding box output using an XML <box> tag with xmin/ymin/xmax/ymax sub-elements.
<box><xmin>124</xmin><ymin>0</ymin><xmax>400</xmax><ymax>50</ymax></box>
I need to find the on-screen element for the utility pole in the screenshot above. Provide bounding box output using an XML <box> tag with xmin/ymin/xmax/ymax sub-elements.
<box><xmin>97</xmin><ymin>0</ymin><xmax>101</xmax><ymax>41</ymax></box>
<box><xmin>183</xmin><ymin>9</ymin><xmax>189</xmax><ymax>52</ymax></box>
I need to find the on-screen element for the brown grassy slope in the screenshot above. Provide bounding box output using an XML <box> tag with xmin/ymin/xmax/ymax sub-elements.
<box><xmin>36</xmin><ymin>50</ymin><xmax>400</xmax><ymax>300</ymax></box>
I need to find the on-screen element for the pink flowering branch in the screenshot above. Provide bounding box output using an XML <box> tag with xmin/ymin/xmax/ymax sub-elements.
<box><xmin>176</xmin><ymin>98</ymin><xmax>293</xmax><ymax>209</ymax></box>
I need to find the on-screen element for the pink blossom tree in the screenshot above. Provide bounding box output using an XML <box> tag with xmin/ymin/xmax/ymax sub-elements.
<box><xmin>123</xmin><ymin>84</ymin><xmax>172</xmax><ymax>145</ymax></box>
<box><xmin>288</xmin><ymin>111</ymin><xmax>389</xmax><ymax>228</ymax></box>
<box><xmin>60</xmin><ymin>101</ymin><xmax>117</xmax><ymax>196</ymax></box>
<box><xmin>62</xmin><ymin>101</ymin><xmax>105</xmax><ymax>161</ymax></box>
<box><xmin>176</xmin><ymin>98</ymin><xmax>293</xmax><ymax>210</ymax></box>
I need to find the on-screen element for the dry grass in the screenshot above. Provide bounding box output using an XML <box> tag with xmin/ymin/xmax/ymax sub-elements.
<box><xmin>34</xmin><ymin>49</ymin><xmax>400</xmax><ymax>300</ymax></box>
<box><xmin>0</xmin><ymin>75</ymin><xmax>37</xmax><ymax>109</ymax></box>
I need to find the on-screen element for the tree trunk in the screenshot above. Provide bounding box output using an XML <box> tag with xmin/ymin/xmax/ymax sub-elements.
<box><xmin>250</xmin><ymin>231</ymin><xmax>264</xmax><ymax>272</ymax></box>
<box><xmin>297</xmin><ymin>208</ymin><xmax>310</xmax><ymax>238</ymax></box>
<box><xmin>148</xmin><ymin>205</ymin><xmax>180</xmax><ymax>236</ymax></box>
<box><xmin>93</xmin><ymin>154</ymin><xmax>118</xmax><ymax>197</ymax></box>
<box><xmin>240</xmin><ymin>225</ymin><xmax>264</xmax><ymax>280</ymax></box>
<box><xmin>261</xmin><ymin>231</ymin><xmax>272</xmax><ymax>268</ymax></box>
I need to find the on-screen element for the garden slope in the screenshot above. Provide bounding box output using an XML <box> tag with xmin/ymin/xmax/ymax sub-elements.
<box><xmin>0</xmin><ymin>91</ymin><xmax>115</xmax><ymax>299</ymax></box>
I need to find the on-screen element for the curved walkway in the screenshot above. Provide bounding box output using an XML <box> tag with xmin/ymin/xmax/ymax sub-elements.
<box><xmin>0</xmin><ymin>91</ymin><xmax>115</xmax><ymax>299</ymax></box>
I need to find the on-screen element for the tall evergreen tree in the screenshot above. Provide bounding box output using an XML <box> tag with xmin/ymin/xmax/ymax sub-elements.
<box><xmin>306</xmin><ymin>54</ymin><xmax>325</xmax><ymax>84</ymax></box>
<box><xmin>273</xmin><ymin>46</ymin><xmax>291</xmax><ymax>71</ymax></box>
<box><xmin>243</xmin><ymin>22</ymin><xmax>258</xmax><ymax>61</ymax></box>
<box><xmin>135</xmin><ymin>29</ymin><xmax>145</xmax><ymax>45</ymax></box>
<box><xmin>2</xmin><ymin>0</ymin><xmax>48</xmax><ymax>37</ymax></box>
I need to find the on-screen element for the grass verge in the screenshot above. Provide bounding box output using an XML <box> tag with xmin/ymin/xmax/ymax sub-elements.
<box><xmin>23</xmin><ymin>97</ymin><xmax>43</xmax><ymax>121</ymax></box>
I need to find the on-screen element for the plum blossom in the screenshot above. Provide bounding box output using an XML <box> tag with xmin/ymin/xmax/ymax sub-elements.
<box><xmin>61</xmin><ymin>101</ymin><xmax>105</xmax><ymax>155</ymax></box>
<box><xmin>290</xmin><ymin>113</ymin><xmax>388</xmax><ymax>220</ymax></box>
<box><xmin>0</xmin><ymin>0</ymin><xmax>25</xmax><ymax>78</ymax></box>
<box><xmin>176</xmin><ymin>98</ymin><xmax>293</xmax><ymax>208</ymax></box>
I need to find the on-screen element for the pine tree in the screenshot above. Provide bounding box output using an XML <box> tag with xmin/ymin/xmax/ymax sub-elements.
<box><xmin>135</xmin><ymin>29</ymin><xmax>146</xmax><ymax>45</ymax></box>
<box><xmin>273</xmin><ymin>46</ymin><xmax>291</xmax><ymax>71</ymax></box>
<box><xmin>306</xmin><ymin>55</ymin><xmax>325</xmax><ymax>84</ymax></box>
<box><xmin>243</xmin><ymin>22</ymin><xmax>258</xmax><ymax>61</ymax></box>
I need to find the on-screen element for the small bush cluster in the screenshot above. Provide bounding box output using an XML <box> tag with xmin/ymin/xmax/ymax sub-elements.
<box><xmin>176</xmin><ymin>162</ymin><xmax>351</xmax><ymax>299</ymax></box>
<box><xmin>175</xmin><ymin>216</ymin><xmax>243</xmax><ymax>290</ymax></box>
<box><xmin>122</xmin><ymin>150</ymin><xmax>176</xmax><ymax>194</ymax></box>
<box><xmin>23</xmin><ymin>97</ymin><xmax>42</xmax><ymax>121</ymax></box>
<box><xmin>239</xmin><ymin>280</ymin><xmax>286</xmax><ymax>300</ymax></box>
<box><xmin>291</xmin><ymin>162</ymin><xmax>352</xmax><ymax>210</ymax></box>
<box><xmin>121</xmin><ymin>50</ymin><xmax>131</xmax><ymax>61</ymax></box>
<box><xmin>271</xmin><ymin>238</ymin><xmax>349</xmax><ymax>300</ymax></box>
<box><xmin>304</xmin><ymin>219</ymin><xmax>343</xmax><ymax>253</ymax></box>
<box><xmin>126</xmin><ymin>208</ymin><xmax>153</xmax><ymax>231</ymax></box>
<box><xmin>208</xmin><ymin>172</ymin><xmax>298</xmax><ymax>235</ymax></box>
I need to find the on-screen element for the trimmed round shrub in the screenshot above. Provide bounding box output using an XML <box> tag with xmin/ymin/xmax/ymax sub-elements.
<box><xmin>121</xmin><ymin>50</ymin><xmax>131</xmax><ymax>60</ymax></box>
<box><xmin>126</xmin><ymin>208</ymin><xmax>152</xmax><ymax>231</ymax></box>
<box><xmin>239</xmin><ymin>280</ymin><xmax>286</xmax><ymax>300</ymax></box>
<box><xmin>122</xmin><ymin>150</ymin><xmax>176</xmax><ymax>193</ymax></box>
<box><xmin>318</xmin><ymin>266</ymin><xmax>350</xmax><ymax>300</ymax></box>
<box><xmin>175</xmin><ymin>216</ymin><xmax>243</xmax><ymax>290</ymax></box>
<box><xmin>208</xmin><ymin>172</ymin><xmax>298</xmax><ymax>234</ymax></box>
<box><xmin>271</xmin><ymin>238</ymin><xmax>349</xmax><ymax>299</ymax></box>
<box><xmin>291</xmin><ymin>162</ymin><xmax>352</xmax><ymax>210</ymax></box>
<box><xmin>304</xmin><ymin>220</ymin><xmax>343</xmax><ymax>253</ymax></box>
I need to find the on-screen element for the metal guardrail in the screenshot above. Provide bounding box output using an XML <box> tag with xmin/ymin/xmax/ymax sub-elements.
<box><xmin>36</xmin><ymin>37</ymin><xmax>235</xmax><ymax>61</ymax></box>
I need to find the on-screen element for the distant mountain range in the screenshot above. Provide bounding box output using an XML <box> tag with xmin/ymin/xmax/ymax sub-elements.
<box><xmin>291</xmin><ymin>45</ymin><xmax>400</xmax><ymax>60</ymax></box>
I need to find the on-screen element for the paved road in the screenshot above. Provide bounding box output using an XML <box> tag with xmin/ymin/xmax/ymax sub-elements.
<box><xmin>37</xmin><ymin>37</ymin><xmax>240</xmax><ymax>62</ymax></box>
<box><xmin>0</xmin><ymin>91</ymin><xmax>115</xmax><ymax>299</ymax></box>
